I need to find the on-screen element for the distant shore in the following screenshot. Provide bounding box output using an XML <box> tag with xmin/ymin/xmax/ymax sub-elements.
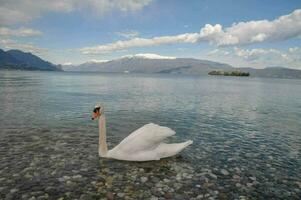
<box><xmin>208</xmin><ymin>70</ymin><xmax>250</xmax><ymax>77</ymax></box>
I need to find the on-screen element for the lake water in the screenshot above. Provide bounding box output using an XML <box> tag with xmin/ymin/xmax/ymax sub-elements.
<box><xmin>0</xmin><ymin>70</ymin><xmax>300</xmax><ymax>200</ymax></box>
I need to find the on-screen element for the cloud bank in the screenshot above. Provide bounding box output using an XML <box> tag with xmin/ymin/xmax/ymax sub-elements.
<box><xmin>122</xmin><ymin>53</ymin><xmax>176</xmax><ymax>59</ymax></box>
<box><xmin>115</xmin><ymin>30</ymin><xmax>140</xmax><ymax>38</ymax></box>
<box><xmin>0</xmin><ymin>27</ymin><xmax>42</xmax><ymax>37</ymax></box>
<box><xmin>0</xmin><ymin>0</ymin><xmax>153</xmax><ymax>25</ymax></box>
<box><xmin>206</xmin><ymin>47</ymin><xmax>301</xmax><ymax>69</ymax></box>
<box><xmin>80</xmin><ymin>9</ymin><xmax>301</xmax><ymax>54</ymax></box>
<box><xmin>0</xmin><ymin>39</ymin><xmax>47</xmax><ymax>54</ymax></box>
<box><xmin>80</xmin><ymin>33</ymin><xmax>200</xmax><ymax>54</ymax></box>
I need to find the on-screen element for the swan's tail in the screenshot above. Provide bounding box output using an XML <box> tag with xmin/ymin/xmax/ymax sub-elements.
<box><xmin>155</xmin><ymin>140</ymin><xmax>193</xmax><ymax>159</ymax></box>
<box><xmin>184</xmin><ymin>140</ymin><xmax>193</xmax><ymax>146</ymax></box>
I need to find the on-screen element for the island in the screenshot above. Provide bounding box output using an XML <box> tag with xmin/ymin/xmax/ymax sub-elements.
<box><xmin>208</xmin><ymin>70</ymin><xmax>250</xmax><ymax>77</ymax></box>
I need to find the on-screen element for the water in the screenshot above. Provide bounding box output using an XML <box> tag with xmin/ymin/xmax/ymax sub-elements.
<box><xmin>0</xmin><ymin>70</ymin><xmax>300</xmax><ymax>199</ymax></box>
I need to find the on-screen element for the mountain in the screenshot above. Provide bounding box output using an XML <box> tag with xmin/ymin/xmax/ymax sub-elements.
<box><xmin>64</xmin><ymin>55</ymin><xmax>233</xmax><ymax>75</ymax></box>
<box><xmin>0</xmin><ymin>49</ymin><xmax>61</xmax><ymax>71</ymax></box>
<box><xmin>237</xmin><ymin>67</ymin><xmax>301</xmax><ymax>79</ymax></box>
<box><xmin>64</xmin><ymin>54</ymin><xmax>301</xmax><ymax>79</ymax></box>
<box><xmin>0</xmin><ymin>49</ymin><xmax>23</xmax><ymax>66</ymax></box>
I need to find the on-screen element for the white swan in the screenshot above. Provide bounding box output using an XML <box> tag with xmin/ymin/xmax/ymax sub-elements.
<box><xmin>92</xmin><ymin>105</ymin><xmax>193</xmax><ymax>161</ymax></box>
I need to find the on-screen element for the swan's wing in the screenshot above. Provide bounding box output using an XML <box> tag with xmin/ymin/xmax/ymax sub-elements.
<box><xmin>109</xmin><ymin>123</ymin><xmax>175</xmax><ymax>154</ymax></box>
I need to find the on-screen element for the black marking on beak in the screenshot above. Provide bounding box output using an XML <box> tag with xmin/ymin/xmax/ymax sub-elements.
<box><xmin>93</xmin><ymin>106</ymin><xmax>101</xmax><ymax>113</ymax></box>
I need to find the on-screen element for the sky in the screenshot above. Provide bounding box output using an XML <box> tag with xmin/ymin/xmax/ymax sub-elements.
<box><xmin>0</xmin><ymin>0</ymin><xmax>301</xmax><ymax>69</ymax></box>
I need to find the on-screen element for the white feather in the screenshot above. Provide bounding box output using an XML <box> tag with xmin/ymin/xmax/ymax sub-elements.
<box><xmin>96</xmin><ymin>110</ymin><xmax>192</xmax><ymax>161</ymax></box>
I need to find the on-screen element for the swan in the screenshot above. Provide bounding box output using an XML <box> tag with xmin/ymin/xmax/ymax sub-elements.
<box><xmin>91</xmin><ymin>105</ymin><xmax>193</xmax><ymax>161</ymax></box>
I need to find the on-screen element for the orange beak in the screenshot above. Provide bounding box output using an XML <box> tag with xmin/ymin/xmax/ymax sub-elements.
<box><xmin>91</xmin><ymin>111</ymin><xmax>100</xmax><ymax>120</ymax></box>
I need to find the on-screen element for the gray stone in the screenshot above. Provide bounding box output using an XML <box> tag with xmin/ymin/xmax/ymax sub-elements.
<box><xmin>72</xmin><ymin>174</ymin><xmax>82</xmax><ymax>179</ymax></box>
<box><xmin>117</xmin><ymin>193</ymin><xmax>125</xmax><ymax>198</ymax></box>
<box><xmin>10</xmin><ymin>188</ymin><xmax>19</xmax><ymax>193</ymax></box>
<box><xmin>209</xmin><ymin>173</ymin><xmax>217</xmax><ymax>179</ymax></box>
<box><xmin>106</xmin><ymin>192</ymin><xmax>114</xmax><ymax>200</ymax></box>
<box><xmin>141</xmin><ymin>177</ymin><xmax>148</xmax><ymax>183</ymax></box>
<box><xmin>220</xmin><ymin>169</ymin><xmax>229</xmax><ymax>176</ymax></box>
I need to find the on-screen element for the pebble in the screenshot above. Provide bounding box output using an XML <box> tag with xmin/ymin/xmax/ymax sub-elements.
<box><xmin>296</xmin><ymin>182</ymin><xmax>301</xmax><ymax>188</ymax></box>
<box><xmin>72</xmin><ymin>174</ymin><xmax>82</xmax><ymax>179</ymax></box>
<box><xmin>236</xmin><ymin>183</ymin><xmax>242</xmax><ymax>187</ymax></box>
<box><xmin>164</xmin><ymin>192</ymin><xmax>172</xmax><ymax>199</ymax></box>
<box><xmin>220</xmin><ymin>169</ymin><xmax>229</xmax><ymax>176</ymax></box>
<box><xmin>106</xmin><ymin>192</ymin><xmax>114</xmax><ymax>200</ymax></box>
<box><xmin>234</xmin><ymin>167</ymin><xmax>241</xmax><ymax>173</ymax></box>
<box><xmin>163</xmin><ymin>178</ymin><xmax>170</xmax><ymax>183</ymax></box>
<box><xmin>2</xmin><ymin>127</ymin><xmax>300</xmax><ymax>200</ymax></box>
<box><xmin>239</xmin><ymin>196</ymin><xmax>247</xmax><ymax>200</ymax></box>
<box><xmin>155</xmin><ymin>182</ymin><xmax>164</xmax><ymax>188</ymax></box>
<box><xmin>117</xmin><ymin>193</ymin><xmax>125</xmax><ymax>198</ymax></box>
<box><xmin>63</xmin><ymin>176</ymin><xmax>71</xmax><ymax>180</ymax></box>
<box><xmin>66</xmin><ymin>180</ymin><xmax>73</xmax><ymax>186</ymax></box>
<box><xmin>209</xmin><ymin>173</ymin><xmax>217</xmax><ymax>179</ymax></box>
<box><xmin>141</xmin><ymin>177</ymin><xmax>148</xmax><ymax>183</ymax></box>
<box><xmin>233</xmin><ymin>175</ymin><xmax>240</xmax><ymax>180</ymax></box>
<box><xmin>10</xmin><ymin>188</ymin><xmax>19</xmax><ymax>193</ymax></box>
<box><xmin>247</xmin><ymin>182</ymin><xmax>253</xmax><ymax>187</ymax></box>
<box><xmin>25</xmin><ymin>173</ymin><xmax>33</xmax><ymax>179</ymax></box>
<box><xmin>227</xmin><ymin>157</ymin><xmax>235</xmax><ymax>161</ymax></box>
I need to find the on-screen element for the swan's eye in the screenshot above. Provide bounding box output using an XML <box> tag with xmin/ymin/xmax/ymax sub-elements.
<box><xmin>93</xmin><ymin>106</ymin><xmax>101</xmax><ymax>113</ymax></box>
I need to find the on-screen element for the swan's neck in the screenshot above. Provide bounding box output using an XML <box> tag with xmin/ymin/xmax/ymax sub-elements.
<box><xmin>98</xmin><ymin>115</ymin><xmax>108</xmax><ymax>157</ymax></box>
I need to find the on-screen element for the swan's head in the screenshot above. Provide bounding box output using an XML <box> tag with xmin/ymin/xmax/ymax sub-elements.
<box><xmin>91</xmin><ymin>105</ymin><xmax>104</xmax><ymax>120</ymax></box>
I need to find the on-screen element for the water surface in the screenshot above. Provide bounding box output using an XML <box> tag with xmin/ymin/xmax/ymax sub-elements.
<box><xmin>0</xmin><ymin>71</ymin><xmax>300</xmax><ymax>199</ymax></box>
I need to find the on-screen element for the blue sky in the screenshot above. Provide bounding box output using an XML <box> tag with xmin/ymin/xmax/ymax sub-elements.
<box><xmin>0</xmin><ymin>0</ymin><xmax>300</xmax><ymax>69</ymax></box>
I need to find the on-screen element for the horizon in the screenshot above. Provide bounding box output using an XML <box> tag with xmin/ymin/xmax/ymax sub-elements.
<box><xmin>0</xmin><ymin>0</ymin><xmax>300</xmax><ymax>69</ymax></box>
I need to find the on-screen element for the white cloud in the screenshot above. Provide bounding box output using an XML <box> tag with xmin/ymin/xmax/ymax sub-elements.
<box><xmin>0</xmin><ymin>39</ymin><xmax>47</xmax><ymax>54</ymax></box>
<box><xmin>63</xmin><ymin>62</ymin><xmax>73</xmax><ymax>65</ymax></box>
<box><xmin>84</xmin><ymin>0</ymin><xmax>153</xmax><ymax>13</ymax></box>
<box><xmin>289</xmin><ymin>47</ymin><xmax>300</xmax><ymax>53</ymax></box>
<box><xmin>199</xmin><ymin>9</ymin><xmax>301</xmax><ymax>45</ymax></box>
<box><xmin>251</xmin><ymin>33</ymin><xmax>267</xmax><ymax>42</ymax></box>
<box><xmin>87</xmin><ymin>59</ymin><xmax>109</xmax><ymax>63</ymax></box>
<box><xmin>0</xmin><ymin>0</ymin><xmax>73</xmax><ymax>25</ymax></box>
<box><xmin>0</xmin><ymin>0</ymin><xmax>153</xmax><ymax>25</ymax></box>
<box><xmin>0</xmin><ymin>27</ymin><xmax>42</xmax><ymax>37</ymax></box>
<box><xmin>122</xmin><ymin>53</ymin><xmax>176</xmax><ymax>59</ymax></box>
<box><xmin>233</xmin><ymin>48</ymin><xmax>287</xmax><ymax>61</ymax></box>
<box><xmin>216</xmin><ymin>9</ymin><xmax>301</xmax><ymax>45</ymax></box>
<box><xmin>115</xmin><ymin>30</ymin><xmax>140</xmax><ymax>38</ymax></box>
<box><xmin>199</xmin><ymin>24</ymin><xmax>223</xmax><ymax>40</ymax></box>
<box><xmin>80</xmin><ymin>9</ymin><xmax>301</xmax><ymax>54</ymax></box>
<box><xmin>80</xmin><ymin>33</ymin><xmax>200</xmax><ymax>54</ymax></box>
<box><xmin>206</xmin><ymin>47</ymin><xmax>301</xmax><ymax>69</ymax></box>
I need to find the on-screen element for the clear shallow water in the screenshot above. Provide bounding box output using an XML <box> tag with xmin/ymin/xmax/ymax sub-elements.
<box><xmin>0</xmin><ymin>70</ymin><xmax>300</xmax><ymax>200</ymax></box>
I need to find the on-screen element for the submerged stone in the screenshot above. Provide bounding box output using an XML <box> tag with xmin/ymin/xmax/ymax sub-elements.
<box><xmin>220</xmin><ymin>169</ymin><xmax>229</xmax><ymax>176</ymax></box>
